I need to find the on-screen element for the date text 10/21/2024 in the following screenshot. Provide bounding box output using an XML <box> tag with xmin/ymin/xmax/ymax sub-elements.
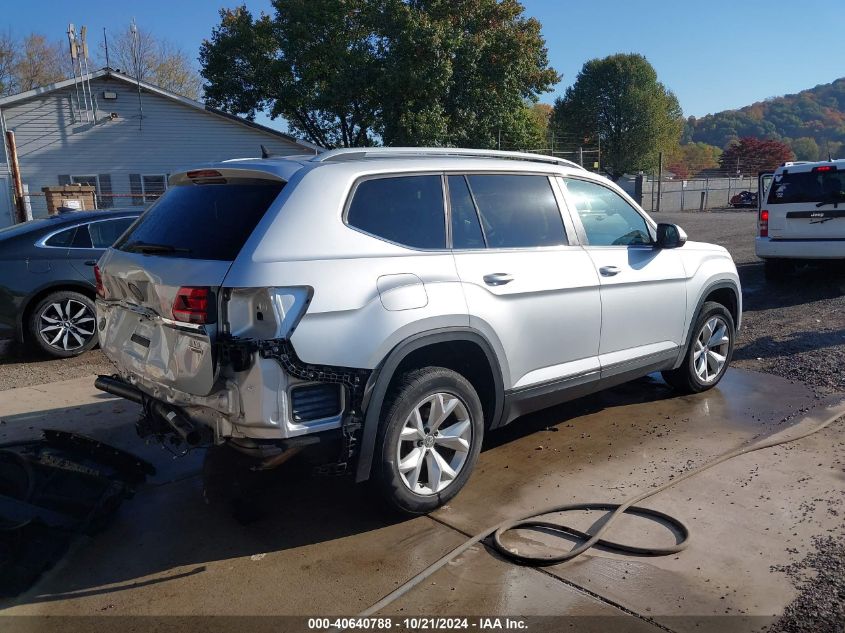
<box><xmin>307</xmin><ymin>617</ymin><xmax>528</xmax><ymax>630</ymax></box>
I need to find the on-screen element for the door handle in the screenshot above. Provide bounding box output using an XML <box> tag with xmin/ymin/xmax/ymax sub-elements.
<box><xmin>84</xmin><ymin>260</ymin><xmax>98</xmax><ymax>266</ymax></box>
<box><xmin>483</xmin><ymin>273</ymin><xmax>514</xmax><ymax>286</ymax></box>
<box><xmin>599</xmin><ymin>266</ymin><xmax>621</xmax><ymax>277</ymax></box>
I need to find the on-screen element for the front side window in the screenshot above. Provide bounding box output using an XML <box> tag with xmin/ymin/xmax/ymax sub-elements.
<box><xmin>564</xmin><ymin>178</ymin><xmax>652</xmax><ymax>246</ymax></box>
<box><xmin>347</xmin><ymin>175</ymin><xmax>445</xmax><ymax>249</ymax></box>
<box><xmin>88</xmin><ymin>218</ymin><xmax>136</xmax><ymax>249</ymax></box>
<box><xmin>465</xmin><ymin>174</ymin><xmax>566</xmax><ymax>248</ymax></box>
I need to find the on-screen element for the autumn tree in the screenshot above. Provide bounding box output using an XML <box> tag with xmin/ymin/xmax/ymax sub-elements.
<box><xmin>719</xmin><ymin>137</ymin><xmax>794</xmax><ymax>175</ymax></box>
<box><xmin>552</xmin><ymin>54</ymin><xmax>683</xmax><ymax>180</ymax></box>
<box><xmin>200</xmin><ymin>0</ymin><xmax>559</xmax><ymax>148</ymax></box>
<box><xmin>666</xmin><ymin>142</ymin><xmax>722</xmax><ymax>178</ymax></box>
<box><xmin>103</xmin><ymin>25</ymin><xmax>202</xmax><ymax>99</ymax></box>
<box><xmin>0</xmin><ymin>32</ymin><xmax>68</xmax><ymax>95</ymax></box>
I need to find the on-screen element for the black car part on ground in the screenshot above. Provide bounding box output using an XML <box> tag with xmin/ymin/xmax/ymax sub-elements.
<box><xmin>0</xmin><ymin>430</ymin><xmax>154</xmax><ymax>596</ymax></box>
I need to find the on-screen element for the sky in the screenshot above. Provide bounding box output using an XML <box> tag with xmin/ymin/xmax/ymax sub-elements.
<box><xmin>6</xmin><ymin>0</ymin><xmax>845</xmax><ymax>131</ymax></box>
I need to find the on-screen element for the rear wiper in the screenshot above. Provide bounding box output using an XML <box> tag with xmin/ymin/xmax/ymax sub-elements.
<box><xmin>816</xmin><ymin>197</ymin><xmax>844</xmax><ymax>208</ymax></box>
<box><xmin>124</xmin><ymin>240</ymin><xmax>191</xmax><ymax>254</ymax></box>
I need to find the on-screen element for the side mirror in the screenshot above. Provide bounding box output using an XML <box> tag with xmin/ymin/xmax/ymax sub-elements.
<box><xmin>656</xmin><ymin>223</ymin><xmax>687</xmax><ymax>249</ymax></box>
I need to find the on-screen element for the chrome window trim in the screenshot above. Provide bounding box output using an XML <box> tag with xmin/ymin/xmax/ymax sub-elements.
<box><xmin>34</xmin><ymin>216</ymin><xmax>139</xmax><ymax>250</ymax></box>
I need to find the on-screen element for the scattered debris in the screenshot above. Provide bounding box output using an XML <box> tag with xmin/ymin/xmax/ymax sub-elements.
<box><xmin>0</xmin><ymin>430</ymin><xmax>153</xmax><ymax>597</ymax></box>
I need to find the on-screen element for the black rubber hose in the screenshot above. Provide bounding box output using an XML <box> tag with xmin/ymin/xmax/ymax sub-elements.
<box><xmin>347</xmin><ymin>402</ymin><xmax>845</xmax><ymax>623</ymax></box>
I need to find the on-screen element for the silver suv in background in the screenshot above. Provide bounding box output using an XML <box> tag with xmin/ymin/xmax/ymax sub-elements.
<box><xmin>757</xmin><ymin>159</ymin><xmax>845</xmax><ymax>279</ymax></box>
<box><xmin>94</xmin><ymin>148</ymin><xmax>741</xmax><ymax>514</ymax></box>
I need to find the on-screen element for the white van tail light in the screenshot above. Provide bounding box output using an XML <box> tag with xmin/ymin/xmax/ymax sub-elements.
<box><xmin>759</xmin><ymin>209</ymin><xmax>769</xmax><ymax>238</ymax></box>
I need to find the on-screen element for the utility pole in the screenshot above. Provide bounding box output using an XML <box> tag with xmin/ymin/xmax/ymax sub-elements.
<box><xmin>656</xmin><ymin>151</ymin><xmax>663</xmax><ymax>213</ymax></box>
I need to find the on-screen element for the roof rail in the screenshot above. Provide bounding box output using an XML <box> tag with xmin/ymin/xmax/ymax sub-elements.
<box><xmin>310</xmin><ymin>147</ymin><xmax>585</xmax><ymax>170</ymax></box>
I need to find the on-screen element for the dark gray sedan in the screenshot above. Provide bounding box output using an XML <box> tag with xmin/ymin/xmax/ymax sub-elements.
<box><xmin>0</xmin><ymin>209</ymin><xmax>140</xmax><ymax>358</ymax></box>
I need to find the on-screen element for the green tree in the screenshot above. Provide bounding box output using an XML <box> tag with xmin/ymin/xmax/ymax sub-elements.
<box><xmin>790</xmin><ymin>137</ymin><xmax>820</xmax><ymax>161</ymax></box>
<box><xmin>200</xmin><ymin>1</ymin><xmax>559</xmax><ymax>148</ymax></box>
<box><xmin>552</xmin><ymin>54</ymin><xmax>683</xmax><ymax>180</ymax></box>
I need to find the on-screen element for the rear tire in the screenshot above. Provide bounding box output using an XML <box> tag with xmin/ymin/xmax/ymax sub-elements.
<box><xmin>764</xmin><ymin>258</ymin><xmax>793</xmax><ymax>281</ymax></box>
<box><xmin>374</xmin><ymin>367</ymin><xmax>483</xmax><ymax>515</ymax></box>
<box><xmin>27</xmin><ymin>291</ymin><xmax>98</xmax><ymax>358</ymax></box>
<box><xmin>662</xmin><ymin>301</ymin><xmax>735</xmax><ymax>394</ymax></box>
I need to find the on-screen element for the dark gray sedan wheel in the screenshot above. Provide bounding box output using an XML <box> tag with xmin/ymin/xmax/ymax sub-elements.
<box><xmin>28</xmin><ymin>290</ymin><xmax>98</xmax><ymax>358</ymax></box>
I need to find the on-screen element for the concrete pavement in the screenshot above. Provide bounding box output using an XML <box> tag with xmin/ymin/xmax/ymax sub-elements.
<box><xmin>0</xmin><ymin>369</ymin><xmax>843</xmax><ymax>632</ymax></box>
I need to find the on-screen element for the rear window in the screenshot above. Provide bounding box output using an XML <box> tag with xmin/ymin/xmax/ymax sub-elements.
<box><xmin>346</xmin><ymin>175</ymin><xmax>445</xmax><ymax>249</ymax></box>
<box><xmin>767</xmin><ymin>169</ymin><xmax>845</xmax><ymax>205</ymax></box>
<box><xmin>116</xmin><ymin>179</ymin><xmax>284</xmax><ymax>260</ymax></box>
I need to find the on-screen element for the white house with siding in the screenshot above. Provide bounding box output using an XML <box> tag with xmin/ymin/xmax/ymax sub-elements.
<box><xmin>0</xmin><ymin>68</ymin><xmax>321</xmax><ymax>227</ymax></box>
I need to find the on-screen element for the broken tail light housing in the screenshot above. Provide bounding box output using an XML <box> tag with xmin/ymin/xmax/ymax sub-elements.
<box><xmin>759</xmin><ymin>209</ymin><xmax>769</xmax><ymax>238</ymax></box>
<box><xmin>94</xmin><ymin>265</ymin><xmax>106</xmax><ymax>299</ymax></box>
<box><xmin>172</xmin><ymin>287</ymin><xmax>214</xmax><ymax>324</ymax></box>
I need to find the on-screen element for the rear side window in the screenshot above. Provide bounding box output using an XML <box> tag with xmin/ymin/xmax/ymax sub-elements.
<box><xmin>347</xmin><ymin>175</ymin><xmax>445</xmax><ymax>249</ymax></box>
<box><xmin>116</xmin><ymin>179</ymin><xmax>284</xmax><ymax>260</ymax></box>
<box><xmin>89</xmin><ymin>218</ymin><xmax>135</xmax><ymax>248</ymax></box>
<box><xmin>767</xmin><ymin>169</ymin><xmax>845</xmax><ymax>205</ymax></box>
<box><xmin>44</xmin><ymin>227</ymin><xmax>77</xmax><ymax>247</ymax></box>
<box><xmin>43</xmin><ymin>225</ymin><xmax>93</xmax><ymax>248</ymax></box>
<box><xmin>466</xmin><ymin>175</ymin><xmax>566</xmax><ymax>248</ymax></box>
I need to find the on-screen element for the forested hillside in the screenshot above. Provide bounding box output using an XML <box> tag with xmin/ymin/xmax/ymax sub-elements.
<box><xmin>687</xmin><ymin>78</ymin><xmax>845</xmax><ymax>160</ymax></box>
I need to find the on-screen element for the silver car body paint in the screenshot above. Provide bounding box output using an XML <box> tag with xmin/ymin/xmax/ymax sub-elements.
<box><xmin>97</xmin><ymin>152</ymin><xmax>741</xmax><ymax>442</ymax></box>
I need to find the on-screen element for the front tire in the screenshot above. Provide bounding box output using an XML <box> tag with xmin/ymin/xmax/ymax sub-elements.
<box><xmin>374</xmin><ymin>367</ymin><xmax>483</xmax><ymax>515</ymax></box>
<box><xmin>28</xmin><ymin>291</ymin><xmax>98</xmax><ymax>358</ymax></box>
<box><xmin>662</xmin><ymin>301</ymin><xmax>735</xmax><ymax>394</ymax></box>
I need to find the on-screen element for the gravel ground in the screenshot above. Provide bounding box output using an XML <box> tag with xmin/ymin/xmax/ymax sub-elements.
<box><xmin>660</xmin><ymin>209</ymin><xmax>845</xmax><ymax>398</ymax></box>
<box><xmin>0</xmin><ymin>208</ymin><xmax>843</xmax><ymax>395</ymax></box>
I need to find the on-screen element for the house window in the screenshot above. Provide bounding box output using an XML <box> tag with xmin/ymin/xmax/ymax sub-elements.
<box><xmin>129</xmin><ymin>174</ymin><xmax>168</xmax><ymax>205</ymax></box>
<box><xmin>62</xmin><ymin>175</ymin><xmax>114</xmax><ymax>209</ymax></box>
<box><xmin>142</xmin><ymin>175</ymin><xmax>167</xmax><ymax>203</ymax></box>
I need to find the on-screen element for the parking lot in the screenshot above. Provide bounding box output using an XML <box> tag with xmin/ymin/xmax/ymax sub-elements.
<box><xmin>1</xmin><ymin>209</ymin><xmax>844</xmax><ymax>632</ymax></box>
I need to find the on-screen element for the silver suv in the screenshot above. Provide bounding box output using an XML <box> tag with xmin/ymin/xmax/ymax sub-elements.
<box><xmin>95</xmin><ymin>148</ymin><xmax>741</xmax><ymax>514</ymax></box>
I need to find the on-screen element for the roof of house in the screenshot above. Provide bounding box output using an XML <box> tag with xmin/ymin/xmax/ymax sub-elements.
<box><xmin>0</xmin><ymin>68</ymin><xmax>323</xmax><ymax>154</ymax></box>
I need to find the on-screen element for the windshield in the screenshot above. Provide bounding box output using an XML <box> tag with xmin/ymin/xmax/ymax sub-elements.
<box><xmin>115</xmin><ymin>178</ymin><xmax>285</xmax><ymax>260</ymax></box>
<box><xmin>767</xmin><ymin>169</ymin><xmax>845</xmax><ymax>205</ymax></box>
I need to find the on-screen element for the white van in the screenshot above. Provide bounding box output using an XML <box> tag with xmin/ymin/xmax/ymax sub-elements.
<box><xmin>757</xmin><ymin>159</ymin><xmax>845</xmax><ymax>279</ymax></box>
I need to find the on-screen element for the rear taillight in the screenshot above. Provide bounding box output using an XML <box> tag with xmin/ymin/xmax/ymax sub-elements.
<box><xmin>759</xmin><ymin>209</ymin><xmax>769</xmax><ymax>238</ymax></box>
<box><xmin>94</xmin><ymin>265</ymin><xmax>106</xmax><ymax>298</ymax></box>
<box><xmin>172</xmin><ymin>287</ymin><xmax>212</xmax><ymax>324</ymax></box>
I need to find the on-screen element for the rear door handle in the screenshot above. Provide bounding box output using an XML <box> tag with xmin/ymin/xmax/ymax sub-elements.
<box><xmin>599</xmin><ymin>266</ymin><xmax>621</xmax><ymax>277</ymax></box>
<box><xmin>84</xmin><ymin>260</ymin><xmax>98</xmax><ymax>266</ymax></box>
<box><xmin>483</xmin><ymin>273</ymin><xmax>514</xmax><ymax>286</ymax></box>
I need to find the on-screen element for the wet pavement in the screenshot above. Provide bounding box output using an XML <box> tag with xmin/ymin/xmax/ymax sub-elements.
<box><xmin>0</xmin><ymin>368</ymin><xmax>843</xmax><ymax>632</ymax></box>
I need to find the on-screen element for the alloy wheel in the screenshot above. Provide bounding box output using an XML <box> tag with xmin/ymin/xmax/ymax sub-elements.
<box><xmin>396</xmin><ymin>392</ymin><xmax>473</xmax><ymax>495</ymax></box>
<box><xmin>38</xmin><ymin>299</ymin><xmax>96</xmax><ymax>352</ymax></box>
<box><xmin>693</xmin><ymin>316</ymin><xmax>730</xmax><ymax>383</ymax></box>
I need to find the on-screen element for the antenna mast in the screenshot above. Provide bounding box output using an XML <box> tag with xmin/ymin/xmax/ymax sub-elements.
<box><xmin>80</xmin><ymin>26</ymin><xmax>99</xmax><ymax>122</ymax></box>
<box><xmin>66</xmin><ymin>24</ymin><xmax>84</xmax><ymax>123</ymax></box>
<box><xmin>130</xmin><ymin>19</ymin><xmax>143</xmax><ymax>131</ymax></box>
